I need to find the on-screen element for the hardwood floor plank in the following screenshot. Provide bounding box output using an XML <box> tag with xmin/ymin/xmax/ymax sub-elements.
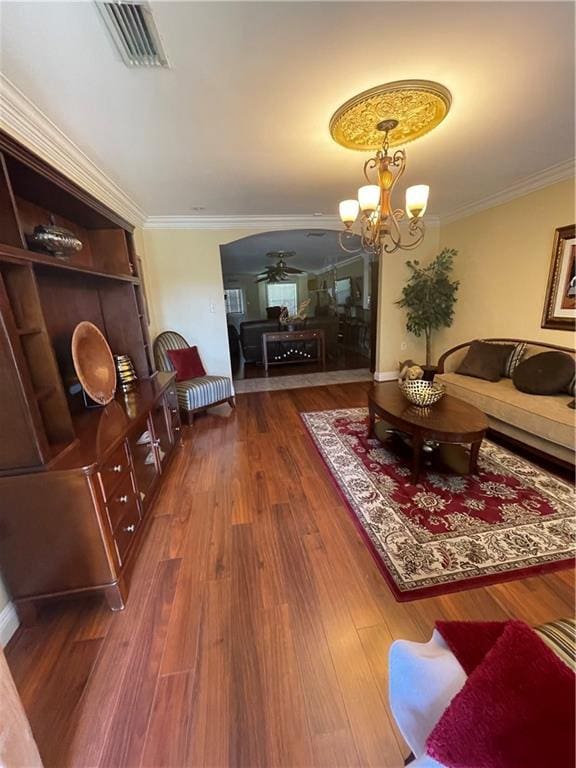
<box><xmin>302</xmin><ymin>532</ymin><xmax>405</xmax><ymax>767</ymax></box>
<box><xmin>272</xmin><ymin>502</ymin><xmax>350</xmax><ymax>736</ymax></box>
<box><xmin>488</xmin><ymin>574</ymin><xmax>575</xmax><ymax>624</ymax></box>
<box><xmin>140</xmin><ymin>670</ymin><xmax>195</xmax><ymax>768</ymax></box>
<box><xmin>188</xmin><ymin>577</ymin><xmax>231</xmax><ymax>768</ymax></box>
<box><xmin>160</xmin><ymin>493</ymin><xmax>215</xmax><ymax>675</ymax></box>
<box><xmin>27</xmin><ymin>638</ymin><xmax>103</xmax><ymax>768</ymax></box>
<box><xmin>204</xmin><ymin>487</ymin><xmax>232</xmax><ymax>581</ymax></box>
<box><xmin>259</xmin><ymin>603</ymin><xmax>315</xmax><ymax>767</ymax></box>
<box><xmin>99</xmin><ymin>558</ymin><xmax>181</xmax><ymax>768</ymax></box>
<box><xmin>311</xmin><ymin>728</ymin><xmax>363</xmax><ymax>768</ymax></box>
<box><xmin>357</xmin><ymin>623</ymin><xmax>413</xmax><ymax>756</ymax></box>
<box><xmin>229</xmin><ymin>524</ymin><xmax>268</xmax><ymax>767</ymax></box>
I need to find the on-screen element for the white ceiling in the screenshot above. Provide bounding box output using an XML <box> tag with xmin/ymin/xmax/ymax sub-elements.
<box><xmin>0</xmin><ymin>1</ymin><xmax>574</xmax><ymax>220</ymax></box>
<box><xmin>220</xmin><ymin>228</ymin><xmax>363</xmax><ymax>274</ymax></box>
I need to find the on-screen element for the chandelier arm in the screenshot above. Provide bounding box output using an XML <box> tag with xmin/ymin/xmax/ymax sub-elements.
<box><xmin>338</xmin><ymin>229</ymin><xmax>362</xmax><ymax>254</ymax></box>
<box><xmin>363</xmin><ymin>155</ymin><xmax>378</xmax><ymax>184</ymax></box>
<box><xmin>385</xmin><ymin>219</ymin><xmax>426</xmax><ymax>252</ymax></box>
<box><xmin>382</xmin><ymin>220</ymin><xmax>402</xmax><ymax>254</ymax></box>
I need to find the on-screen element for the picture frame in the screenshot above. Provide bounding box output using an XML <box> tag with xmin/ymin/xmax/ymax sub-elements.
<box><xmin>541</xmin><ymin>224</ymin><xmax>576</xmax><ymax>330</ymax></box>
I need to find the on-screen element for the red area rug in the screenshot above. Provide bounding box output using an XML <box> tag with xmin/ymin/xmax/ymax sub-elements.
<box><xmin>302</xmin><ymin>408</ymin><xmax>575</xmax><ymax>600</ymax></box>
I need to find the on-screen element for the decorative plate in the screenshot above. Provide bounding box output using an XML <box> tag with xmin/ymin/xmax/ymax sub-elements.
<box><xmin>71</xmin><ymin>321</ymin><xmax>117</xmax><ymax>405</ymax></box>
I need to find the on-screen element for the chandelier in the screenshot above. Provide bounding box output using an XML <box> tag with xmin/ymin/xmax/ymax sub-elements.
<box><xmin>330</xmin><ymin>80</ymin><xmax>451</xmax><ymax>257</ymax></box>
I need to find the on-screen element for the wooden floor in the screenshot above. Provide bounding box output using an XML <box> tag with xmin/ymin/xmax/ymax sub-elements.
<box><xmin>6</xmin><ymin>382</ymin><xmax>575</xmax><ymax>768</ymax></box>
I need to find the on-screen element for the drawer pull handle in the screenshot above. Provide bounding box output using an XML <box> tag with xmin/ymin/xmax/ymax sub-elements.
<box><xmin>124</xmin><ymin>524</ymin><xmax>136</xmax><ymax>533</ymax></box>
<box><xmin>112</xmin><ymin>464</ymin><xmax>123</xmax><ymax>473</ymax></box>
<box><xmin>118</xmin><ymin>495</ymin><xmax>129</xmax><ymax>504</ymax></box>
<box><xmin>171</xmin><ymin>408</ymin><xmax>178</xmax><ymax>414</ymax></box>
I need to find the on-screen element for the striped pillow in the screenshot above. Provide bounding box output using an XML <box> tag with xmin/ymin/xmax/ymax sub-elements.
<box><xmin>534</xmin><ymin>618</ymin><xmax>576</xmax><ymax>672</ymax></box>
<box><xmin>504</xmin><ymin>342</ymin><xmax>527</xmax><ymax>377</ymax></box>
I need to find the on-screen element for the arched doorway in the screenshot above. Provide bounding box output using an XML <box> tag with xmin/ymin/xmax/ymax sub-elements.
<box><xmin>220</xmin><ymin>229</ymin><xmax>377</xmax><ymax>382</ymax></box>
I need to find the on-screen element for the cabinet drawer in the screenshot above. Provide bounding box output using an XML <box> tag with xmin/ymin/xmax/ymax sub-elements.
<box><xmin>165</xmin><ymin>383</ymin><xmax>178</xmax><ymax>410</ymax></box>
<box><xmin>99</xmin><ymin>441</ymin><xmax>130</xmax><ymax>498</ymax></box>
<box><xmin>113</xmin><ymin>503</ymin><xmax>141</xmax><ymax>564</ymax></box>
<box><xmin>106</xmin><ymin>471</ymin><xmax>139</xmax><ymax>532</ymax></box>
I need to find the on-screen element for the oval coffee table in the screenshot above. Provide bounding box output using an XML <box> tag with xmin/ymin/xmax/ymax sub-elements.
<box><xmin>368</xmin><ymin>382</ymin><xmax>489</xmax><ymax>483</ymax></box>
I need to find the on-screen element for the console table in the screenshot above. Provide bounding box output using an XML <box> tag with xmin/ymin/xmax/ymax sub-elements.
<box><xmin>262</xmin><ymin>328</ymin><xmax>325</xmax><ymax>373</ymax></box>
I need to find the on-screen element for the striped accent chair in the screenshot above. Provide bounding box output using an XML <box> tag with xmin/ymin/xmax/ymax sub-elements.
<box><xmin>153</xmin><ymin>331</ymin><xmax>235</xmax><ymax>424</ymax></box>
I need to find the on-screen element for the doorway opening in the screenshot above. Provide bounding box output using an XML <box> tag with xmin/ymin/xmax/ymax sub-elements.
<box><xmin>220</xmin><ymin>229</ymin><xmax>378</xmax><ymax>384</ymax></box>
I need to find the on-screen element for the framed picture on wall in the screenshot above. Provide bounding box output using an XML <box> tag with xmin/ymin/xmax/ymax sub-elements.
<box><xmin>541</xmin><ymin>224</ymin><xmax>576</xmax><ymax>330</ymax></box>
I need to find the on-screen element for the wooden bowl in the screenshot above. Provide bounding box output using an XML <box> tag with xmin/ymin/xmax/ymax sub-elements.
<box><xmin>71</xmin><ymin>321</ymin><xmax>117</xmax><ymax>405</ymax></box>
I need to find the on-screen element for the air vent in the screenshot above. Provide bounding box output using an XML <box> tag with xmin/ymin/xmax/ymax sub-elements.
<box><xmin>96</xmin><ymin>1</ymin><xmax>169</xmax><ymax>67</ymax></box>
<box><xmin>306</xmin><ymin>231</ymin><xmax>327</xmax><ymax>238</ymax></box>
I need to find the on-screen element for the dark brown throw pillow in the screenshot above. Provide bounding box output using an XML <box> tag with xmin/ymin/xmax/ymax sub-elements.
<box><xmin>513</xmin><ymin>352</ymin><xmax>575</xmax><ymax>395</ymax></box>
<box><xmin>456</xmin><ymin>340</ymin><xmax>516</xmax><ymax>382</ymax></box>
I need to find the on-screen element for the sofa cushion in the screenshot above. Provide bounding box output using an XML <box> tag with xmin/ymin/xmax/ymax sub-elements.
<box><xmin>513</xmin><ymin>351</ymin><xmax>575</xmax><ymax>395</ymax></box>
<box><xmin>436</xmin><ymin>372</ymin><xmax>575</xmax><ymax>450</ymax></box>
<box><xmin>456</xmin><ymin>340</ymin><xmax>516</xmax><ymax>382</ymax></box>
<box><xmin>503</xmin><ymin>342</ymin><xmax>527</xmax><ymax>377</ymax></box>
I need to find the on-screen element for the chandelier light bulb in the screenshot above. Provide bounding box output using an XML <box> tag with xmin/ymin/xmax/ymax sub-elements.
<box><xmin>406</xmin><ymin>184</ymin><xmax>430</xmax><ymax>219</ymax></box>
<box><xmin>358</xmin><ymin>184</ymin><xmax>381</xmax><ymax>212</ymax></box>
<box><xmin>339</xmin><ymin>199</ymin><xmax>360</xmax><ymax>224</ymax></box>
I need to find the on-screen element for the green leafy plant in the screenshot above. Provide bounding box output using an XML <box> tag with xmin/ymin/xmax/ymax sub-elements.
<box><xmin>396</xmin><ymin>248</ymin><xmax>459</xmax><ymax>367</ymax></box>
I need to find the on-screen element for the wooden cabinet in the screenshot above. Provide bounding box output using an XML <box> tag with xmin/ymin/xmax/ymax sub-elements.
<box><xmin>0</xmin><ymin>130</ymin><xmax>180</xmax><ymax>618</ymax></box>
<box><xmin>0</xmin><ymin>375</ymin><xmax>181</xmax><ymax>616</ymax></box>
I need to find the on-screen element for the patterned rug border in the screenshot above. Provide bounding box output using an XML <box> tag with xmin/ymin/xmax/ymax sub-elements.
<box><xmin>301</xmin><ymin>407</ymin><xmax>575</xmax><ymax>602</ymax></box>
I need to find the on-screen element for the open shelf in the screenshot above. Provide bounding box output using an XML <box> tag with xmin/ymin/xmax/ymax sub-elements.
<box><xmin>0</xmin><ymin>242</ymin><xmax>139</xmax><ymax>284</ymax></box>
<box><xmin>0</xmin><ymin>129</ymin><xmax>154</xmax><ymax>472</ymax></box>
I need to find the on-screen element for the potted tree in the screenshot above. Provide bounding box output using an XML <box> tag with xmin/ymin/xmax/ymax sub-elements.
<box><xmin>397</xmin><ymin>248</ymin><xmax>459</xmax><ymax>377</ymax></box>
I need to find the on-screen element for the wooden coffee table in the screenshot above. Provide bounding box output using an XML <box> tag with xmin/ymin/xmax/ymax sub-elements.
<box><xmin>368</xmin><ymin>382</ymin><xmax>488</xmax><ymax>483</ymax></box>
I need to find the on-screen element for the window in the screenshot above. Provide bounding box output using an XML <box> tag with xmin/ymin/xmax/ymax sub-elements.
<box><xmin>224</xmin><ymin>288</ymin><xmax>245</xmax><ymax>314</ymax></box>
<box><xmin>266</xmin><ymin>283</ymin><xmax>298</xmax><ymax>315</ymax></box>
<box><xmin>335</xmin><ymin>277</ymin><xmax>352</xmax><ymax>306</ymax></box>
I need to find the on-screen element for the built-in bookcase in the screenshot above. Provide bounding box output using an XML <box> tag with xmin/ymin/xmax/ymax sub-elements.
<box><xmin>0</xmin><ymin>132</ymin><xmax>154</xmax><ymax>472</ymax></box>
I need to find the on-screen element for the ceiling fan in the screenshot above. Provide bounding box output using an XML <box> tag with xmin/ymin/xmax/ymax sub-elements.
<box><xmin>255</xmin><ymin>251</ymin><xmax>305</xmax><ymax>283</ymax></box>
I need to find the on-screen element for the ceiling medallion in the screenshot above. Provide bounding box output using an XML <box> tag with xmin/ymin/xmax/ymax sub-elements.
<box><xmin>332</xmin><ymin>80</ymin><xmax>451</xmax><ymax>256</ymax></box>
<box><xmin>329</xmin><ymin>79</ymin><xmax>451</xmax><ymax>151</ymax></box>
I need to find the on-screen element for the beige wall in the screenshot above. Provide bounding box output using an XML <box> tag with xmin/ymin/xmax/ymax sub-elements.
<box><xmin>376</xmin><ymin>225</ymin><xmax>441</xmax><ymax>375</ymax></box>
<box><xmin>377</xmin><ymin>179</ymin><xmax>575</xmax><ymax>374</ymax></box>
<box><xmin>434</xmin><ymin>179</ymin><xmax>576</xmax><ymax>360</ymax></box>
<box><xmin>140</xmin><ymin>228</ymin><xmax>265</xmax><ymax>379</ymax></box>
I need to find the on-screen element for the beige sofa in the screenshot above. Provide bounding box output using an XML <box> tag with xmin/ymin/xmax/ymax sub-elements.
<box><xmin>436</xmin><ymin>339</ymin><xmax>575</xmax><ymax>465</ymax></box>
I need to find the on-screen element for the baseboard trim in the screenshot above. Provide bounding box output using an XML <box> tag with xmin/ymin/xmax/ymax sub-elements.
<box><xmin>373</xmin><ymin>370</ymin><xmax>398</xmax><ymax>382</ymax></box>
<box><xmin>0</xmin><ymin>601</ymin><xmax>19</xmax><ymax>648</ymax></box>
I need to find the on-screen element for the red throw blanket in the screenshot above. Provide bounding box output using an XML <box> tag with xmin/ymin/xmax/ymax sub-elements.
<box><xmin>426</xmin><ymin>620</ymin><xmax>575</xmax><ymax>768</ymax></box>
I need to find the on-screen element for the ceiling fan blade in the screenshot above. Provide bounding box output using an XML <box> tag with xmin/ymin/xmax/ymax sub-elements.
<box><xmin>255</xmin><ymin>275</ymin><xmax>270</xmax><ymax>283</ymax></box>
<box><xmin>284</xmin><ymin>267</ymin><xmax>304</xmax><ymax>274</ymax></box>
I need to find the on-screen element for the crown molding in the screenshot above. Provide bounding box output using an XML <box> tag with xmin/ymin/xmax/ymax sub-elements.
<box><xmin>0</xmin><ymin>74</ymin><xmax>145</xmax><ymax>226</ymax></box>
<box><xmin>442</xmin><ymin>159</ymin><xmax>575</xmax><ymax>225</ymax></box>
<box><xmin>144</xmin><ymin>214</ymin><xmax>342</xmax><ymax>230</ymax></box>
<box><xmin>143</xmin><ymin>213</ymin><xmax>441</xmax><ymax>230</ymax></box>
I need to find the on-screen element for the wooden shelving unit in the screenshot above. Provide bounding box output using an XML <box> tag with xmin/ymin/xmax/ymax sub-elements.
<box><xmin>0</xmin><ymin>129</ymin><xmax>178</xmax><ymax>619</ymax></box>
<box><xmin>0</xmin><ymin>131</ymin><xmax>155</xmax><ymax>472</ymax></box>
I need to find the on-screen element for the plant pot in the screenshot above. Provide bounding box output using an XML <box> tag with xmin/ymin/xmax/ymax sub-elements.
<box><xmin>421</xmin><ymin>365</ymin><xmax>438</xmax><ymax>382</ymax></box>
